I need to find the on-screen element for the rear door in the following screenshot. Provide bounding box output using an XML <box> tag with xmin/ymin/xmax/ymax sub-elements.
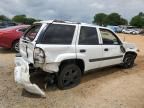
<box><xmin>99</xmin><ymin>28</ymin><xmax>124</xmax><ymax>67</ymax></box>
<box><xmin>19</xmin><ymin>24</ymin><xmax>43</xmax><ymax>63</ymax></box>
<box><xmin>76</xmin><ymin>26</ymin><xmax>103</xmax><ymax>71</ymax></box>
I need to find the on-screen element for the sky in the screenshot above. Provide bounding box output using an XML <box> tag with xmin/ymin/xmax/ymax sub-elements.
<box><xmin>0</xmin><ymin>0</ymin><xmax>144</xmax><ymax>23</ymax></box>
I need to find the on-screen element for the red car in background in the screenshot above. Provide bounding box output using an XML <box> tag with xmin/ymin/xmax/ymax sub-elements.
<box><xmin>0</xmin><ymin>25</ymin><xmax>30</xmax><ymax>52</ymax></box>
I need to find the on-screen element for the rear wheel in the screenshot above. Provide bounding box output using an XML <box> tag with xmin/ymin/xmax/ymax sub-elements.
<box><xmin>57</xmin><ymin>64</ymin><xmax>81</xmax><ymax>90</ymax></box>
<box><xmin>122</xmin><ymin>54</ymin><xmax>136</xmax><ymax>69</ymax></box>
<box><xmin>12</xmin><ymin>40</ymin><xmax>19</xmax><ymax>52</ymax></box>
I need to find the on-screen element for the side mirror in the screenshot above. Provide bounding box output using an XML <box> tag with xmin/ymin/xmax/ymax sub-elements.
<box><xmin>120</xmin><ymin>45</ymin><xmax>126</xmax><ymax>53</ymax></box>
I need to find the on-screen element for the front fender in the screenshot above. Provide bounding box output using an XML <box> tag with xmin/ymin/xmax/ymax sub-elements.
<box><xmin>123</xmin><ymin>42</ymin><xmax>138</xmax><ymax>55</ymax></box>
<box><xmin>126</xmin><ymin>48</ymin><xmax>138</xmax><ymax>54</ymax></box>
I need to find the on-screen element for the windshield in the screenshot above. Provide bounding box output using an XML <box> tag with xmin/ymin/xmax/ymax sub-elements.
<box><xmin>24</xmin><ymin>24</ymin><xmax>42</xmax><ymax>41</ymax></box>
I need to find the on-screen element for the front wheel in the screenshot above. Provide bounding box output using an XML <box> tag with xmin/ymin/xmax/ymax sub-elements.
<box><xmin>122</xmin><ymin>54</ymin><xmax>136</xmax><ymax>69</ymax></box>
<box><xmin>57</xmin><ymin>64</ymin><xmax>81</xmax><ymax>90</ymax></box>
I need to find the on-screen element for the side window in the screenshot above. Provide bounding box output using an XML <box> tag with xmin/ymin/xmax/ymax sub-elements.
<box><xmin>100</xmin><ymin>28</ymin><xmax>121</xmax><ymax>45</ymax></box>
<box><xmin>41</xmin><ymin>24</ymin><xmax>75</xmax><ymax>44</ymax></box>
<box><xmin>79</xmin><ymin>26</ymin><xmax>99</xmax><ymax>45</ymax></box>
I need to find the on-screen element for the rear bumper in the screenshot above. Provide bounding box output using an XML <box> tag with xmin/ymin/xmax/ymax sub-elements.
<box><xmin>14</xmin><ymin>56</ymin><xmax>46</xmax><ymax>97</ymax></box>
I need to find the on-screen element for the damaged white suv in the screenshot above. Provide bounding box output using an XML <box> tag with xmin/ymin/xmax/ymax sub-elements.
<box><xmin>14</xmin><ymin>20</ymin><xmax>137</xmax><ymax>97</ymax></box>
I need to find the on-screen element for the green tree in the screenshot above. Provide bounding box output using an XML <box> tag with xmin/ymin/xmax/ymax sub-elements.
<box><xmin>0</xmin><ymin>15</ymin><xmax>10</xmax><ymax>21</ymax></box>
<box><xmin>93</xmin><ymin>12</ymin><xmax>128</xmax><ymax>26</ymax></box>
<box><xmin>93</xmin><ymin>13</ymin><xmax>107</xmax><ymax>26</ymax></box>
<box><xmin>130</xmin><ymin>12</ymin><xmax>144</xmax><ymax>28</ymax></box>
<box><xmin>104</xmin><ymin>13</ymin><xmax>125</xmax><ymax>26</ymax></box>
<box><xmin>25</xmin><ymin>18</ymin><xmax>36</xmax><ymax>25</ymax></box>
<box><xmin>12</xmin><ymin>15</ymin><xmax>26</xmax><ymax>23</ymax></box>
<box><xmin>12</xmin><ymin>15</ymin><xmax>37</xmax><ymax>25</ymax></box>
<box><xmin>139</xmin><ymin>12</ymin><xmax>144</xmax><ymax>17</ymax></box>
<box><xmin>120</xmin><ymin>18</ymin><xmax>128</xmax><ymax>25</ymax></box>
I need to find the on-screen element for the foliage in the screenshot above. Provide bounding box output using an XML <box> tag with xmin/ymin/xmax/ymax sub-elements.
<box><xmin>93</xmin><ymin>12</ymin><xmax>128</xmax><ymax>26</ymax></box>
<box><xmin>12</xmin><ymin>15</ymin><xmax>36</xmax><ymax>25</ymax></box>
<box><xmin>12</xmin><ymin>15</ymin><xmax>26</xmax><ymax>23</ymax></box>
<box><xmin>0</xmin><ymin>15</ymin><xmax>10</xmax><ymax>21</ymax></box>
<box><xmin>25</xmin><ymin>18</ymin><xmax>36</xmax><ymax>25</ymax></box>
<box><xmin>93</xmin><ymin>13</ymin><xmax>107</xmax><ymax>26</ymax></box>
<box><xmin>120</xmin><ymin>18</ymin><xmax>128</xmax><ymax>25</ymax></box>
<box><xmin>130</xmin><ymin>12</ymin><xmax>144</xmax><ymax>28</ymax></box>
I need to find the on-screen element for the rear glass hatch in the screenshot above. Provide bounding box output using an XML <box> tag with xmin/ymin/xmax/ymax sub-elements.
<box><xmin>20</xmin><ymin>24</ymin><xmax>42</xmax><ymax>63</ymax></box>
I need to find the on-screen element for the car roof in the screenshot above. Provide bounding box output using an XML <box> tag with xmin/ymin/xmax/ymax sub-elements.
<box><xmin>34</xmin><ymin>20</ymin><xmax>109</xmax><ymax>30</ymax></box>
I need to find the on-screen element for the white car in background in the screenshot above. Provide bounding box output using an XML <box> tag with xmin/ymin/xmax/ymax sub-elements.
<box><xmin>122</xmin><ymin>29</ymin><xmax>140</xmax><ymax>35</ymax></box>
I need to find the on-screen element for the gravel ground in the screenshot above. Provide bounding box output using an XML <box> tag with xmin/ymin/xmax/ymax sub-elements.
<box><xmin>0</xmin><ymin>34</ymin><xmax>144</xmax><ymax>108</ymax></box>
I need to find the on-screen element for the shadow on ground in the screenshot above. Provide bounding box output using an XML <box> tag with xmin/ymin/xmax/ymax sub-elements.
<box><xmin>21</xmin><ymin>65</ymin><xmax>134</xmax><ymax>98</ymax></box>
<box><xmin>0</xmin><ymin>48</ymin><xmax>16</xmax><ymax>54</ymax></box>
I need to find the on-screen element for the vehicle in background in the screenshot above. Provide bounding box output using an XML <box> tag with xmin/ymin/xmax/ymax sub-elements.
<box><xmin>0</xmin><ymin>25</ymin><xmax>30</xmax><ymax>52</ymax></box>
<box><xmin>122</xmin><ymin>29</ymin><xmax>140</xmax><ymax>35</ymax></box>
<box><xmin>107</xmin><ymin>25</ymin><xmax>123</xmax><ymax>33</ymax></box>
<box><xmin>122</xmin><ymin>26</ymin><xmax>142</xmax><ymax>35</ymax></box>
<box><xmin>0</xmin><ymin>21</ymin><xmax>17</xmax><ymax>28</ymax></box>
<box><xmin>122</xmin><ymin>29</ymin><xmax>133</xmax><ymax>34</ymax></box>
<box><xmin>132</xmin><ymin>29</ymin><xmax>141</xmax><ymax>35</ymax></box>
<box><xmin>139</xmin><ymin>29</ymin><xmax>144</xmax><ymax>35</ymax></box>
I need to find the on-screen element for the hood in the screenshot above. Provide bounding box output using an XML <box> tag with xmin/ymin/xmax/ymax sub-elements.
<box><xmin>122</xmin><ymin>42</ymin><xmax>137</xmax><ymax>49</ymax></box>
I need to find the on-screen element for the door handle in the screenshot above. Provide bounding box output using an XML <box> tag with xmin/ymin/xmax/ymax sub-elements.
<box><xmin>80</xmin><ymin>49</ymin><xmax>86</xmax><ymax>53</ymax></box>
<box><xmin>104</xmin><ymin>48</ymin><xmax>109</xmax><ymax>51</ymax></box>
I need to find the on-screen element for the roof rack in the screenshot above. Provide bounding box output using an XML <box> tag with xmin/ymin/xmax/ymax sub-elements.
<box><xmin>53</xmin><ymin>19</ymin><xmax>81</xmax><ymax>24</ymax></box>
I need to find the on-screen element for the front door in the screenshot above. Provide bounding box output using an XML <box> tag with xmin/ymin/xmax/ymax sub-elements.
<box><xmin>99</xmin><ymin>28</ymin><xmax>124</xmax><ymax>67</ymax></box>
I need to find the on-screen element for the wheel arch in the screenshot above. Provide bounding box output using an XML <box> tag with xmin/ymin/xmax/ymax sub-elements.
<box><xmin>125</xmin><ymin>51</ymin><xmax>137</xmax><ymax>58</ymax></box>
<box><xmin>59</xmin><ymin>59</ymin><xmax>85</xmax><ymax>74</ymax></box>
<box><xmin>122</xmin><ymin>51</ymin><xmax>137</xmax><ymax>69</ymax></box>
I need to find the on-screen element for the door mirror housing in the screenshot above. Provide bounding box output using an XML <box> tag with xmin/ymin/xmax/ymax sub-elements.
<box><xmin>120</xmin><ymin>45</ymin><xmax>126</xmax><ymax>53</ymax></box>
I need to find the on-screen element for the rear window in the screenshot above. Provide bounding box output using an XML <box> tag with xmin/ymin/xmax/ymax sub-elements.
<box><xmin>24</xmin><ymin>24</ymin><xmax>41</xmax><ymax>41</ymax></box>
<box><xmin>41</xmin><ymin>24</ymin><xmax>75</xmax><ymax>44</ymax></box>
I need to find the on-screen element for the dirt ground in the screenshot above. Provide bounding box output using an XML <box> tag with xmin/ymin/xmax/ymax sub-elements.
<box><xmin>0</xmin><ymin>34</ymin><xmax>144</xmax><ymax>108</ymax></box>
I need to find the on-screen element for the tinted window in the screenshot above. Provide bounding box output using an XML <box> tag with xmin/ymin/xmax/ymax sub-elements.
<box><xmin>41</xmin><ymin>24</ymin><xmax>75</xmax><ymax>44</ymax></box>
<box><xmin>24</xmin><ymin>24</ymin><xmax>41</xmax><ymax>41</ymax></box>
<box><xmin>100</xmin><ymin>28</ymin><xmax>120</xmax><ymax>45</ymax></box>
<box><xmin>79</xmin><ymin>26</ymin><xmax>99</xmax><ymax>45</ymax></box>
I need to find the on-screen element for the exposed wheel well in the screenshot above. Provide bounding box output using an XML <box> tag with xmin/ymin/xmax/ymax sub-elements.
<box><xmin>59</xmin><ymin>59</ymin><xmax>85</xmax><ymax>74</ymax></box>
<box><xmin>125</xmin><ymin>51</ymin><xmax>137</xmax><ymax>58</ymax></box>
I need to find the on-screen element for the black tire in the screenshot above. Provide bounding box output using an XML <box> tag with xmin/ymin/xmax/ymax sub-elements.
<box><xmin>122</xmin><ymin>54</ymin><xmax>136</xmax><ymax>69</ymax></box>
<box><xmin>12</xmin><ymin>40</ymin><xmax>19</xmax><ymax>52</ymax></box>
<box><xmin>57</xmin><ymin>64</ymin><xmax>81</xmax><ymax>90</ymax></box>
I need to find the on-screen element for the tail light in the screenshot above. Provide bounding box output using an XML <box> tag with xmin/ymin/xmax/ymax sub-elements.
<box><xmin>34</xmin><ymin>47</ymin><xmax>45</xmax><ymax>64</ymax></box>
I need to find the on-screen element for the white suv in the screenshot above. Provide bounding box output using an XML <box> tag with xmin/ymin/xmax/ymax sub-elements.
<box><xmin>14</xmin><ymin>20</ymin><xmax>137</xmax><ymax>97</ymax></box>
